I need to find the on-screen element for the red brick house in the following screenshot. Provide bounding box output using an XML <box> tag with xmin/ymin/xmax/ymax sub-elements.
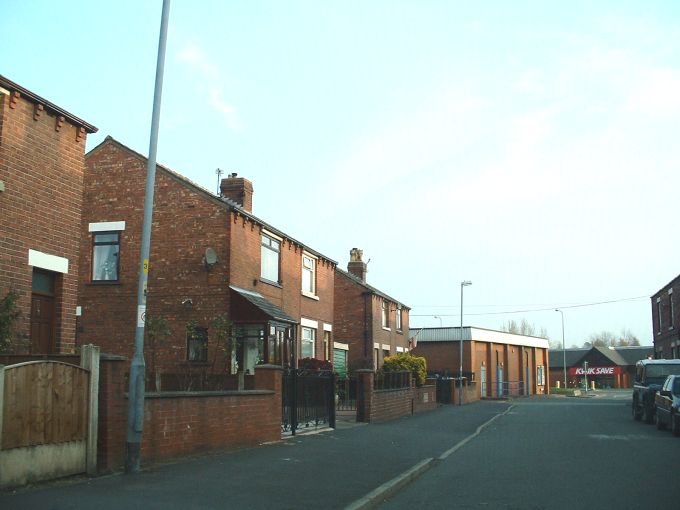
<box><xmin>333</xmin><ymin>249</ymin><xmax>410</xmax><ymax>373</ymax></box>
<box><xmin>77</xmin><ymin>137</ymin><xmax>336</xmax><ymax>387</ymax></box>
<box><xmin>0</xmin><ymin>75</ymin><xmax>97</xmax><ymax>354</ymax></box>
<box><xmin>651</xmin><ymin>274</ymin><xmax>680</xmax><ymax>359</ymax></box>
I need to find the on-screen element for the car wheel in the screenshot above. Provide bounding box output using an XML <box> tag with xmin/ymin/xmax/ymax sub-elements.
<box><xmin>656</xmin><ymin>409</ymin><xmax>666</xmax><ymax>430</ymax></box>
<box><xmin>633</xmin><ymin>401</ymin><xmax>642</xmax><ymax>421</ymax></box>
<box><xmin>643</xmin><ymin>404</ymin><xmax>654</xmax><ymax>424</ymax></box>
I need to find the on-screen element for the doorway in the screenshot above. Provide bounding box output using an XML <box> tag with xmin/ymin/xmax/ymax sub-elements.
<box><xmin>30</xmin><ymin>269</ymin><xmax>56</xmax><ymax>353</ymax></box>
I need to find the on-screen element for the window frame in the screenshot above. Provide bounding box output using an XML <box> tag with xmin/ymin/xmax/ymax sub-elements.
<box><xmin>91</xmin><ymin>231</ymin><xmax>121</xmax><ymax>282</ymax></box>
<box><xmin>301</xmin><ymin>326</ymin><xmax>316</xmax><ymax>359</ymax></box>
<box><xmin>381</xmin><ymin>301</ymin><xmax>389</xmax><ymax>329</ymax></box>
<box><xmin>396</xmin><ymin>305</ymin><xmax>402</xmax><ymax>331</ymax></box>
<box><xmin>669</xmin><ymin>289</ymin><xmax>675</xmax><ymax>330</ymax></box>
<box><xmin>301</xmin><ymin>252</ymin><xmax>317</xmax><ymax>297</ymax></box>
<box><xmin>187</xmin><ymin>326</ymin><xmax>208</xmax><ymax>362</ymax></box>
<box><xmin>537</xmin><ymin>365</ymin><xmax>545</xmax><ymax>386</ymax></box>
<box><xmin>657</xmin><ymin>297</ymin><xmax>663</xmax><ymax>332</ymax></box>
<box><xmin>260</xmin><ymin>232</ymin><xmax>281</xmax><ymax>284</ymax></box>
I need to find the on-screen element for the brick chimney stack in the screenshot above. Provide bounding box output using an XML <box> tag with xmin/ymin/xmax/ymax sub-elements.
<box><xmin>347</xmin><ymin>248</ymin><xmax>367</xmax><ymax>282</ymax></box>
<box><xmin>220</xmin><ymin>173</ymin><xmax>253</xmax><ymax>212</ymax></box>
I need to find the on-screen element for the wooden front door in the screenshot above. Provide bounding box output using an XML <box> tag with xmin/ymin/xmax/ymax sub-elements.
<box><xmin>30</xmin><ymin>270</ymin><xmax>56</xmax><ymax>353</ymax></box>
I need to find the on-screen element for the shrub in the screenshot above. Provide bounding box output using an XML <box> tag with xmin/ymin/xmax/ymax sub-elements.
<box><xmin>299</xmin><ymin>357</ymin><xmax>333</xmax><ymax>371</ymax></box>
<box><xmin>0</xmin><ymin>290</ymin><xmax>23</xmax><ymax>353</ymax></box>
<box><xmin>383</xmin><ymin>352</ymin><xmax>427</xmax><ymax>386</ymax></box>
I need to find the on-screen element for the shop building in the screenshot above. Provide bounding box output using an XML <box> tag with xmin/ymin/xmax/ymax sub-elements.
<box><xmin>549</xmin><ymin>345</ymin><xmax>653</xmax><ymax>389</ymax></box>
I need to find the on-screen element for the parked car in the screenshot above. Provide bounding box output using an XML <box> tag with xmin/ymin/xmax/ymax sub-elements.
<box><xmin>655</xmin><ymin>374</ymin><xmax>680</xmax><ymax>435</ymax></box>
<box><xmin>632</xmin><ymin>359</ymin><xmax>680</xmax><ymax>423</ymax></box>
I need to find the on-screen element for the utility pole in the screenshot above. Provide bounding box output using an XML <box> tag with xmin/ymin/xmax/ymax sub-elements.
<box><xmin>459</xmin><ymin>280</ymin><xmax>471</xmax><ymax>405</ymax></box>
<box><xmin>126</xmin><ymin>0</ymin><xmax>171</xmax><ymax>473</ymax></box>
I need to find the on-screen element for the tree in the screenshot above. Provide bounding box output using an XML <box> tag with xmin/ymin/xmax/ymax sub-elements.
<box><xmin>582</xmin><ymin>329</ymin><xmax>641</xmax><ymax>348</ymax></box>
<box><xmin>0</xmin><ymin>290</ymin><xmax>24</xmax><ymax>353</ymax></box>
<box><xmin>501</xmin><ymin>319</ymin><xmax>549</xmax><ymax>339</ymax></box>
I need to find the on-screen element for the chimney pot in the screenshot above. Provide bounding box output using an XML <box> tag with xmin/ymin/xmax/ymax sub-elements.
<box><xmin>348</xmin><ymin>248</ymin><xmax>367</xmax><ymax>282</ymax></box>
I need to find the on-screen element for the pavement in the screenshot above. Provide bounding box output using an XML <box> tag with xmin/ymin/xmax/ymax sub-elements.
<box><xmin>0</xmin><ymin>400</ymin><xmax>512</xmax><ymax>510</ymax></box>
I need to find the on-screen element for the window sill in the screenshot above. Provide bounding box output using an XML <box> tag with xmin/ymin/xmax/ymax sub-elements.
<box><xmin>302</xmin><ymin>291</ymin><xmax>319</xmax><ymax>301</ymax></box>
<box><xmin>382</xmin><ymin>327</ymin><xmax>391</xmax><ymax>332</ymax></box>
<box><xmin>260</xmin><ymin>278</ymin><xmax>282</xmax><ymax>289</ymax></box>
<box><xmin>87</xmin><ymin>281</ymin><xmax>122</xmax><ymax>286</ymax></box>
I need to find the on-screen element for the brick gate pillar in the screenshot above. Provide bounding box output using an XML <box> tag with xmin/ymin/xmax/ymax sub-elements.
<box><xmin>355</xmin><ymin>369</ymin><xmax>374</xmax><ymax>423</ymax></box>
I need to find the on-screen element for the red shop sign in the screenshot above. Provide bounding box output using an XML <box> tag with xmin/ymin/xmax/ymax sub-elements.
<box><xmin>568</xmin><ymin>366</ymin><xmax>621</xmax><ymax>376</ymax></box>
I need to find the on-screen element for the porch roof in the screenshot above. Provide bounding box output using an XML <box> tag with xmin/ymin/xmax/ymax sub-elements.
<box><xmin>229</xmin><ymin>285</ymin><xmax>296</xmax><ymax>324</ymax></box>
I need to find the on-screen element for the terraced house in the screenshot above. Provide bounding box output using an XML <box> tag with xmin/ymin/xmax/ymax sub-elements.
<box><xmin>77</xmin><ymin>137</ymin><xmax>337</xmax><ymax>389</ymax></box>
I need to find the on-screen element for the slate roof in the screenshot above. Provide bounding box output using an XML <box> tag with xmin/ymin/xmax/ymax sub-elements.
<box><xmin>229</xmin><ymin>286</ymin><xmax>296</xmax><ymax>324</ymax></box>
<box><xmin>86</xmin><ymin>137</ymin><xmax>337</xmax><ymax>267</ymax></box>
<box><xmin>335</xmin><ymin>268</ymin><xmax>409</xmax><ymax>309</ymax></box>
<box><xmin>548</xmin><ymin>345</ymin><xmax>653</xmax><ymax>369</ymax></box>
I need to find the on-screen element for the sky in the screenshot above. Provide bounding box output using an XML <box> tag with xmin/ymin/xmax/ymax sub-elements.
<box><xmin>3</xmin><ymin>1</ymin><xmax>679</xmax><ymax>347</ymax></box>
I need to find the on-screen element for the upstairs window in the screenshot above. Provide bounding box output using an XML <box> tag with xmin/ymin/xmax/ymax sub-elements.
<box><xmin>261</xmin><ymin>233</ymin><xmax>280</xmax><ymax>283</ymax></box>
<box><xmin>381</xmin><ymin>301</ymin><xmax>389</xmax><ymax>329</ymax></box>
<box><xmin>302</xmin><ymin>253</ymin><xmax>316</xmax><ymax>295</ymax></box>
<box><xmin>396</xmin><ymin>306</ymin><xmax>402</xmax><ymax>331</ymax></box>
<box><xmin>669</xmin><ymin>289</ymin><xmax>675</xmax><ymax>329</ymax></box>
<box><xmin>92</xmin><ymin>232</ymin><xmax>120</xmax><ymax>281</ymax></box>
<box><xmin>657</xmin><ymin>297</ymin><xmax>663</xmax><ymax>332</ymax></box>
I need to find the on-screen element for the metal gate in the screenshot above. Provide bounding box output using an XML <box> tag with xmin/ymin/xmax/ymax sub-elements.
<box><xmin>436</xmin><ymin>377</ymin><xmax>453</xmax><ymax>404</ymax></box>
<box><xmin>282</xmin><ymin>368</ymin><xmax>336</xmax><ymax>435</ymax></box>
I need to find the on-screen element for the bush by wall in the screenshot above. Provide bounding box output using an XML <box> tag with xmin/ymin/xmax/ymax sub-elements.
<box><xmin>383</xmin><ymin>352</ymin><xmax>427</xmax><ymax>386</ymax></box>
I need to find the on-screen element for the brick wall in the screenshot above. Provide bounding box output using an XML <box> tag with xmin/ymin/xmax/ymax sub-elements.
<box><xmin>651</xmin><ymin>275</ymin><xmax>680</xmax><ymax>359</ymax></box>
<box><xmin>79</xmin><ymin>138</ymin><xmax>231</xmax><ymax>373</ymax></box>
<box><xmin>96</xmin><ymin>362</ymin><xmax>282</xmax><ymax>471</ymax></box>
<box><xmin>334</xmin><ymin>270</ymin><xmax>411</xmax><ymax>370</ymax></box>
<box><xmin>0</xmin><ymin>86</ymin><xmax>92</xmax><ymax>354</ymax></box>
<box><xmin>229</xmin><ymin>211</ymin><xmax>335</xmax><ymax>360</ymax></box>
<box><xmin>355</xmin><ymin>370</ymin><xmax>438</xmax><ymax>423</ymax></box>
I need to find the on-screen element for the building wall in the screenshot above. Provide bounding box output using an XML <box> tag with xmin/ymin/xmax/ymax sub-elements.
<box><xmin>227</xmin><ymin>211</ymin><xmax>335</xmax><ymax>360</ymax></box>
<box><xmin>0</xmin><ymin>87</ymin><xmax>91</xmax><ymax>354</ymax></box>
<box><xmin>334</xmin><ymin>271</ymin><xmax>410</xmax><ymax>370</ymax></box>
<box><xmin>651</xmin><ymin>275</ymin><xmax>680</xmax><ymax>359</ymax></box>
<box><xmin>414</xmin><ymin>340</ymin><xmax>549</xmax><ymax>397</ymax></box>
<box><xmin>79</xmin><ymin>139</ymin><xmax>231</xmax><ymax>373</ymax></box>
<box><xmin>334</xmin><ymin>272</ymin><xmax>372</xmax><ymax>369</ymax></box>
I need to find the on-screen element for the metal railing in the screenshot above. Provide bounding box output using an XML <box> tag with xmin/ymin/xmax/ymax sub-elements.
<box><xmin>336</xmin><ymin>375</ymin><xmax>357</xmax><ymax>411</ymax></box>
<box><xmin>374</xmin><ymin>370</ymin><xmax>411</xmax><ymax>390</ymax></box>
<box><xmin>282</xmin><ymin>368</ymin><xmax>336</xmax><ymax>435</ymax></box>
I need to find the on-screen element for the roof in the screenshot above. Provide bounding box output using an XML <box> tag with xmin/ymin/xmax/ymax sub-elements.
<box><xmin>548</xmin><ymin>345</ymin><xmax>654</xmax><ymax>369</ymax></box>
<box><xmin>414</xmin><ymin>327</ymin><xmax>549</xmax><ymax>349</ymax></box>
<box><xmin>652</xmin><ymin>273</ymin><xmax>680</xmax><ymax>297</ymax></box>
<box><xmin>229</xmin><ymin>286</ymin><xmax>296</xmax><ymax>324</ymax></box>
<box><xmin>87</xmin><ymin>137</ymin><xmax>336</xmax><ymax>266</ymax></box>
<box><xmin>0</xmin><ymin>74</ymin><xmax>97</xmax><ymax>133</ymax></box>
<box><xmin>335</xmin><ymin>267</ymin><xmax>410</xmax><ymax>309</ymax></box>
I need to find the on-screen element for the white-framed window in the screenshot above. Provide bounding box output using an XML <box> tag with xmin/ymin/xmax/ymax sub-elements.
<box><xmin>657</xmin><ymin>297</ymin><xmax>663</xmax><ymax>332</ymax></box>
<box><xmin>381</xmin><ymin>301</ymin><xmax>389</xmax><ymax>329</ymax></box>
<box><xmin>537</xmin><ymin>365</ymin><xmax>545</xmax><ymax>386</ymax></box>
<box><xmin>396</xmin><ymin>305</ymin><xmax>402</xmax><ymax>331</ymax></box>
<box><xmin>301</xmin><ymin>326</ymin><xmax>316</xmax><ymax>358</ymax></box>
<box><xmin>302</xmin><ymin>253</ymin><xmax>316</xmax><ymax>296</ymax></box>
<box><xmin>92</xmin><ymin>232</ymin><xmax>120</xmax><ymax>281</ymax></box>
<box><xmin>261</xmin><ymin>232</ymin><xmax>280</xmax><ymax>283</ymax></box>
<box><xmin>669</xmin><ymin>289</ymin><xmax>675</xmax><ymax>330</ymax></box>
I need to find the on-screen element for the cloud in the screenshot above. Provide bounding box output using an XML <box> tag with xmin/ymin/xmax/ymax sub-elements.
<box><xmin>625</xmin><ymin>67</ymin><xmax>680</xmax><ymax>117</ymax></box>
<box><xmin>177</xmin><ymin>43</ymin><xmax>241</xmax><ymax>130</ymax></box>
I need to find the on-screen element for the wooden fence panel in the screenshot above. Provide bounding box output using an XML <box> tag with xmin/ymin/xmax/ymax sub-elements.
<box><xmin>2</xmin><ymin>362</ymin><xmax>89</xmax><ymax>450</ymax></box>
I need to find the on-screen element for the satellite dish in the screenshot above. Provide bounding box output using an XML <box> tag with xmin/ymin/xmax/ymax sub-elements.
<box><xmin>203</xmin><ymin>247</ymin><xmax>218</xmax><ymax>270</ymax></box>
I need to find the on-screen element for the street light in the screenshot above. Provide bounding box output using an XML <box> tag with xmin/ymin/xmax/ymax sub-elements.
<box><xmin>434</xmin><ymin>316</ymin><xmax>443</xmax><ymax>327</ymax></box>
<box><xmin>555</xmin><ymin>309</ymin><xmax>567</xmax><ymax>390</ymax></box>
<box><xmin>459</xmin><ymin>280</ymin><xmax>472</xmax><ymax>405</ymax></box>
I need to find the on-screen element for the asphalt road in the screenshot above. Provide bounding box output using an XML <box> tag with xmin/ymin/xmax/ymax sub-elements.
<box><xmin>378</xmin><ymin>390</ymin><xmax>680</xmax><ymax>510</ymax></box>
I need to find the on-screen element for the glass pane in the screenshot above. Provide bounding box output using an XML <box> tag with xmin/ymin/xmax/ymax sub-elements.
<box><xmin>95</xmin><ymin>233</ymin><xmax>119</xmax><ymax>243</ymax></box>
<box><xmin>261</xmin><ymin>245</ymin><xmax>279</xmax><ymax>281</ymax></box>
<box><xmin>32</xmin><ymin>270</ymin><xmax>55</xmax><ymax>293</ymax></box>
<box><xmin>93</xmin><ymin>244</ymin><xmax>119</xmax><ymax>280</ymax></box>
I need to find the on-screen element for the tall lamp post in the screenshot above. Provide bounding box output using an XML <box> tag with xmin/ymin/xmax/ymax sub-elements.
<box><xmin>434</xmin><ymin>316</ymin><xmax>443</xmax><ymax>327</ymax></box>
<box><xmin>555</xmin><ymin>309</ymin><xmax>567</xmax><ymax>390</ymax></box>
<box><xmin>459</xmin><ymin>280</ymin><xmax>472</xmax><ymax>405</ymax></box>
